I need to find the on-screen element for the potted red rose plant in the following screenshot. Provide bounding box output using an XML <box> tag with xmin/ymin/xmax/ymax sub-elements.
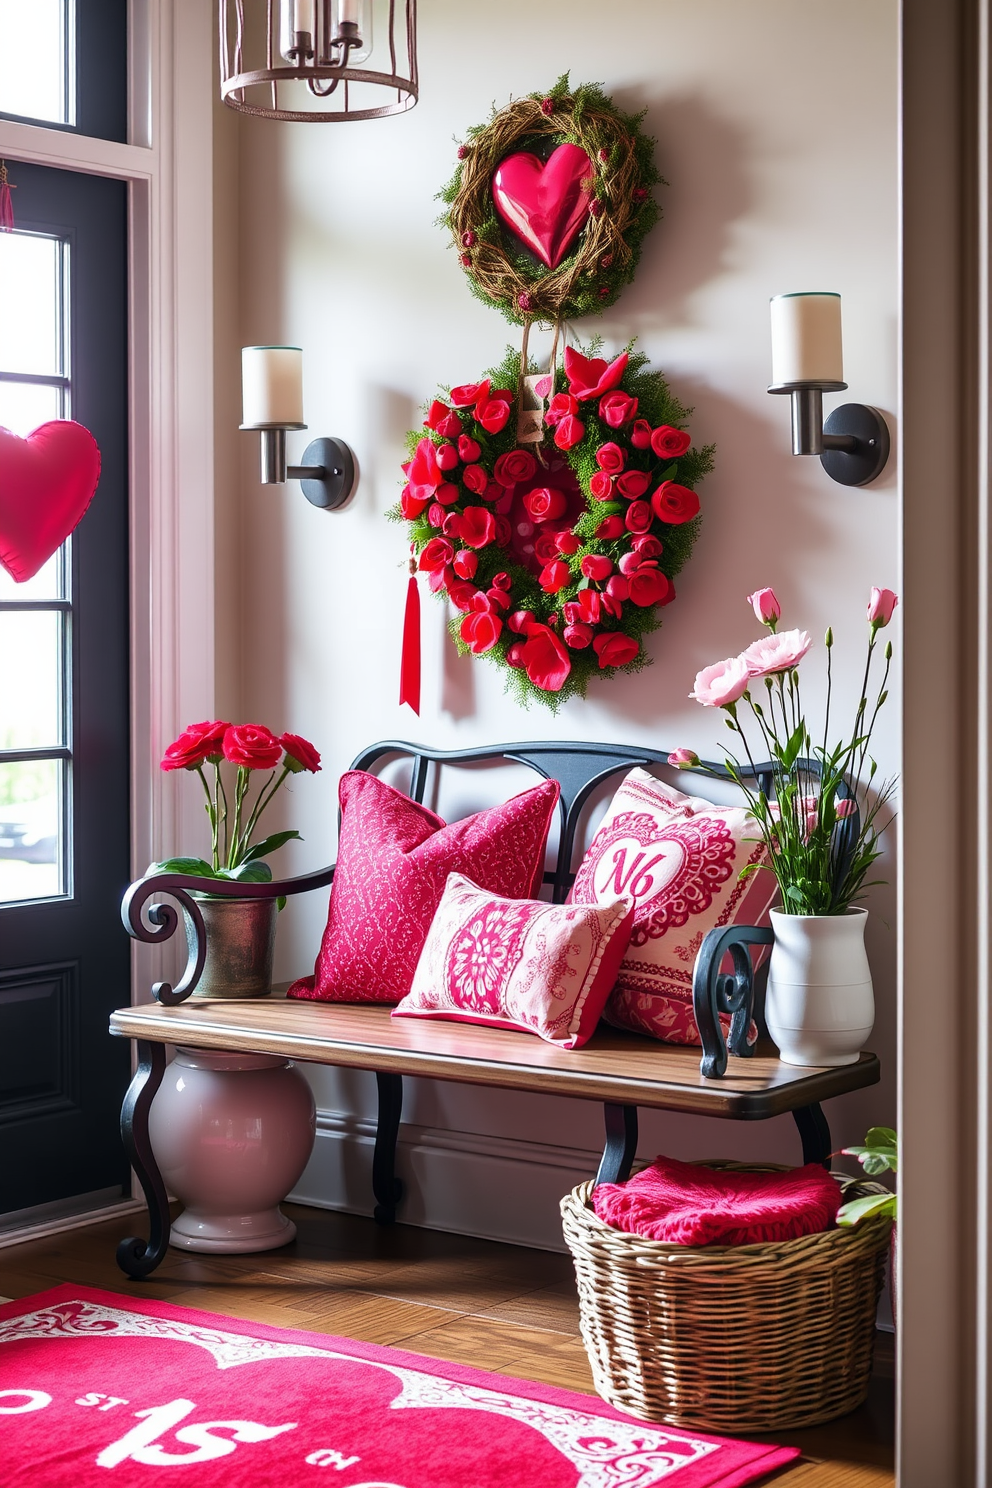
<box><xmin>152</xmin><ymin>721</ymin><xmax>321</xmax><ymax>998</ymax></box>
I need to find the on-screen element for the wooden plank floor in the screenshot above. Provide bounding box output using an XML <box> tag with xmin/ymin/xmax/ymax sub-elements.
<box><xmin>0</xmin><ymin>1202</ymin><xmax>894</xmax><ymax>1486</ymax></box>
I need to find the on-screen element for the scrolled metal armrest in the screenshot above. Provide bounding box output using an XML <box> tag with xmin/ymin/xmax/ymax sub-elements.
<box><xmin>120</xmin><ymin>864</ymin><xmax>336</xmax><ymax>1006</ymax></box>
<box><xmin>692</xmin><ymin>924</ymin><xmax>775</xmax><ymax>1079</ymax></box>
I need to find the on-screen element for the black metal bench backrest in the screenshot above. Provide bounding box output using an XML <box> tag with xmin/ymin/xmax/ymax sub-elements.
<box><xmin>350</xmin><ymin>739</ymin><xmax>778</xmax><ymax>905</ymax></box>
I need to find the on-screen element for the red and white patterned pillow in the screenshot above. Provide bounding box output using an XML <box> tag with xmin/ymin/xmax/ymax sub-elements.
<box><xmin>568</xmin><ymin>768</ymin><xmax>776</xmax><ymax>1046</ymax></box>
<box><xmin>288</xmin><ymin>772</ymin><xmax>559</xmax><ymax>1005</ymax></box>
<box><xmin>393</xmin><ymin>873</ymin><xmax>635</xmax><ymax>1049</ymax></box>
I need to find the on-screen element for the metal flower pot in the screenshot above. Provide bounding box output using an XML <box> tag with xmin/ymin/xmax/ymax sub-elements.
<box><xmin>184</xmin><ymin>894</ymin><xmax>277</xmax><ymax>999</ymax></box>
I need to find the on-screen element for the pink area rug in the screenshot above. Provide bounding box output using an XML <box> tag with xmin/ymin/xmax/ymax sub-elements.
<box><xmin>0</xmin><ymin>1286</ymin><xmax>799</xmax><ymax>1487</ymax></box>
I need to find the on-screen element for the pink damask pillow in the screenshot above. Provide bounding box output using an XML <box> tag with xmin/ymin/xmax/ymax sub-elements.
<box><xmin>569</xmin><ymin>768</ymin><xmax>776</xmax><ymax>1046</ymax></box>
<box><xmin>393</xmin><ymin>873</ymin><xmax>635</xmax><ymax>1048</ymax></box>
<box><xmin>288</xmin><ymin>771</ymin><xmax>559</xmax><ymax>1005</ymax></box>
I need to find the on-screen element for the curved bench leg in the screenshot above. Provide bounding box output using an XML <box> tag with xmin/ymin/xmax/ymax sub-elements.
<box><xmin>594</xmin><ymin>1103</ymin><xmax>638</xmax><ymax>1186</ymax></box>
<box><xmin>373</xmin><ymin>1072</ymin><xmax>404</xmax><ymax>1225</ymax></box>
<box><xmin>793</xmin><ymin>1103</ymin><xmax>831</xmax><ymax>1168</ymax></box>
<box><xmin>116</xmin><ymin>1040</ymin><xmax>171</xmax><ymax>1279</ymax></box>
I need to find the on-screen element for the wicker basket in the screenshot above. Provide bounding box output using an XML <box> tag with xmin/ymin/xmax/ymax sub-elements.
<box><xmin>560</xmin><ymin>1165</ymin><xmax>892</xmax><ymax>1434</ymax></box>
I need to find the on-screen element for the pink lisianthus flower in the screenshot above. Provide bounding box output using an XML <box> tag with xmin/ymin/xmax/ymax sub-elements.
<box><xmin>668</xmin><ymin>748</ymin><xmax>700</xmax><ymax>768</ymax></box>
<box><xmin>835</xmin><ymin>796</ymin><xmax>857</xmax><ymax>819</ymax></box>
<box><xmin>689</xmin><ymin>655</ymin><xmax>751</xmax><ymax>707</ymax></box>
<box><xmin>741</xmin><ymin>628</ymin><xmax>812</xmax><ymax>677</ymax></box>
<box><xmin>867</xmin><ymin>587</ymin><xmax>898</xmax><ymax>629</ymax></box>
<box><xmin>746</xmin><ymin>586</ymin><xmax>781</xmax><ymax>629</ymax></box>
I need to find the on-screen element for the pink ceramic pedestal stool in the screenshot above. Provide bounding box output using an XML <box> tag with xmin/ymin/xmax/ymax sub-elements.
<box><xmin>148</xmin><ymin>1047</ymin><xmax>316</xmax><ymax>1253</ymax></box>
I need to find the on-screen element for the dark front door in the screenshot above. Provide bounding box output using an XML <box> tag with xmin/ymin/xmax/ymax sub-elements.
<box><xmin>0</xmin><ymin>161</ymin><xmax>130</xmax><ymax>1219</ymax></box>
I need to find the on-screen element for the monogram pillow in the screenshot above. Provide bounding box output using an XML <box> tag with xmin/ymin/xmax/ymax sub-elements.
<box><xmin>568</xmin><ymin>768</ymin><xmax>776</xmax><ymax>1046</ymax></box>
<box><xmin>288</xmin><ymin>772</ymin><xmax>559</xmax><ymax>1005</ymax></box>
<box><xmin>393</xmin><ymin>873</ymin><xmax>635</xmax><ymax>1049</ymax></box>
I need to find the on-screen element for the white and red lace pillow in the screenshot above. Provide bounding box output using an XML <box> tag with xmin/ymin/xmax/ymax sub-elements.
<box><xmin>288</xmin><ymin>772</ymin><xmax>559</xmax><ymax>1005</ymax></box>
<box><xmin>568</xmin><ymin>768</ymin><xmax>776</xmax><ymax>1046</ymax></box>
<box><xmin>393</xmin><ymin>872</ymin><xmax>635</xmax><ymax>1049</ymax></box>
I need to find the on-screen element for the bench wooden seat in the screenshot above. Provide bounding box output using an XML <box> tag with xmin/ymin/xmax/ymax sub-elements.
<box><xmin>111</xmin><ymin>739</ymin><xmax>879</xmax><ymax>1281</ymax></box>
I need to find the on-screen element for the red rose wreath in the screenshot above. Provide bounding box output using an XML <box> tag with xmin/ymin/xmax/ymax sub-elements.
<box><xmin>392</xmin><ymin>342</ymin><xmax>713</xmax><ymax>708</ymax></box>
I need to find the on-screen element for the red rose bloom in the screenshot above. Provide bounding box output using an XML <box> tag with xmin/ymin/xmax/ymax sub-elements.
<box><xmin>486</xmin><ymin>587</ymin><xmax>511</xmax><ymax>613</ymax></box>
<box><xmin>450</xmin><ymin>379</ymin><xmax>489</xmax><ymax>408</ymax></box>
<box><xmin>458</xmin><ymin>435</ymin><xmax>481</xmax><ymax>463</ymax></box>
<box><xmin>280</xmin><ymin>732</ymin><xmax>321</xmax><ymax>773</ymax></box>
<box><xmin>452</xmin><ymin>549</ymin><xmax>478</xmax><ymax>579</ymax></box>
<box><xmin>509</xmin><ymin>609</ymin><xmax>534</xmax><ymax>633</ymax></box>
<box><xmin>493</xmin><ymin>449</ymin><xmax>537</xmax><ymax>487</ymax></box>
<box><xmin>554</xmin><ymin>414</ymin><xmax>585</xmax><ymax>450</ymax></box>
<box><xmin>629</xmin><ymin>567</ymin><xmax>675</xmax><ymax>608</ymax></box>
<box><xmin>534</xmin><ymin>531</ymin><xmax>562</xmax><ymax>565</ymax></box>
<box><xmin>222</xmin><ymin>723</ymin><xmax>283</xmax><ymax>771</ymax></box>
<box><xmin>475</xmin><ymin>397</ymin><xmax>511</xmax><ymax>434</ymax></box>
<box><xmin>438</xmin><ymin>411</ymin><xmax>463</xmax><ymax>439</ymax></box>
<box><xmin>435</xmin><ymin>442</ymin><xmax>459</xmax><ymax>471</ymax></box>
<box><xmin>462</xmin><ymin>463</ymin><xmax>488</xmax><ymax>496</ymax></box>
<box><xmin>593</xmin><ymin>632</ymin><xmax>639</xmax><ymax>669</ymax></box>
<box><xmin>599</xmin><ymin>391</ymin><xmax>638</xmax><ymax>428</ymax></box>
<box><xmin>616</xmin><ymin>468</ymin><xmax>650</xmax><ymax>500</ymax></box>
<box><xmin>424</xmin><ymin>400</ymin><xmax>450</xmax><ymax>432</ymax></box>
<box><xmin>506</xmin><ymin>642</ymin><xmax>527</xmax><ymax>668</ymax></box>
<box><xmin>556</xmin><ymin>530</ymin><xmax>581</xmax><ymax>555</ymax></box>
<box><xmin>427</xmin><ymin>503</ymin><xmax>445</xmax><ymax>528</ymax></box>
<box><xmin>161</xmin><ymin>720</ymin><xmax>229</xmax><ymax>771</ymax></box>
<box><xmin>605</xmin><ymin>575</ymin><xmax>629</xmax><ymax>603</ymax></box>
<box><xmin>625</xmin><ymin>500</ymin><xmax>653</xmax><ymax>534</ymax></box>
<box><xmin>490</xmin><ymin>388</ymin><xmax>515</xmax><ymax>404</ymax></box>
<box><xmin>631</xmin><ymin>418</ymin><xmax>653</xmax><ymax>449</ymax></box>
<box><xmin>435</xmin><ymin>482</ymin><xmax>460</xmax><ymax>506</ymax></box>
<box><xmin>447</xmin><ymin>581</ymin><xmax>480</xmax><ymax>611</ymax></box>
<box><xmin>494</xmin><ymin>515</ymin><xmax>512</xmax><ymax>546</ymax></box>
<box><xmin>651</xmin><ymin>481</ymin><xmax>700</xmax><ymax>524</ymax></box>
<box><xmin>520</xmin><ymin>622</ymin><xmax>572</xmax><ymax>692</ymax></box>
<box><xmin>400</xmin><ymin>485</ymin><xmax>428</xmax><ymax>520</ymax></box>
<box><xmin>576</xmin><ymin>588</ymin><xmax>602</xmax><ymax>625</ymax></box>
<box><xmin>442</xmin><ymin>512</ymin><xmax>462</xmax><ymax>537</ymax></box>
<box><xmin>563</xmin><ymin>346</ymin><xmax>629</xmax><ymax>401</ymax></box>
<box><xmin>595</xmin><ymin>515</ymin><xmax>625</xmax><ymax>539</ymax></box>
<box><xmin>632</xmin><ymin>533</ymin><xmax>664</xmax><ymax>558</ymax></box>
<box><xmin>405</xmin><ymin>438</ymin><xmax>441</xmax><ymax>501</ymax></box>
<box><xmin>458</xmin><ymin>505</ymin><xmax>497</xmax><ymax>549</ymax></box>
<box><xmin>418</xmin><ymin>537</ymin><xmax>454</xmax><ymax>574</ymax></box>
<box><xmin>492</xmin><ymin>571</ymin><xmax>511</xmax><ymax>590</ymax></box>
<box><xmin>428</xmin><ymin>565</ymin><xmax>453</xmax><ymax>595</ymax></box>
<box><xmin>650</xmin><ymin>425</ymin><xmax>692</xmax><ymax>459</ymax></box>
<box><xmin>524</xmin><ymin>487</ymin><xmax>567</xmax><ymax>522</ymax></box>
<box><xmin>460</xmin><ymin>610</ymin><xmax>503</xmax><ymax>654</ymax></box>
<box><xmin>539</xmin><ymin>560</ymin><xmax>571</xmax><ymax>594</ymax></box>
<box><xmin>589</xmin><ymin>470</ymin><xmax>614</xmax><ymax>501</ymax></box>
<box><xmin>563</xmin><ymin>622</ymin><xmax>594</xmax><ymax>650</ymax></box>
<box><xmin>545</xmin><ymin>392</ymin><xmax>578</xmax><ymax>427</ymax></box>
<box><xmin>595</xmin><ymin>442</ymin><xmax>626</xmax><ymax>475</ymax></box>
<box><xmin>581</xmin><ymin>554</ymin><xmax>613</xmax><ymax>581</ymax></box>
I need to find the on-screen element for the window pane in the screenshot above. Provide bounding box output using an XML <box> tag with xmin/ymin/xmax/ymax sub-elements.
<box><xmin>0</xmin><ymin>550</ymin><xmax>64</xmax><ymax>601</ymax></box>
<box><xmin>0</xmin><ymin>234</ymin><xmax>63</xmax><ymax>376</ymax></box>
<box><xmin>0</xmin><ymin>0</ymin><xmax>69</xmax><ymax>125</ymax></box>
<box><xmin>0</xmin><ymin>611</ymin><xmax>62</xmax><ymax>748</ymax></box>
<box><xmin>0</xmin><ymin>380</ymin><xmax>62</xmax><ymax>436</ymax></box>
<box><xmin>0</xmin><ymin>758</ymin><xmax>62</xmax><ymax>903</ymax></box>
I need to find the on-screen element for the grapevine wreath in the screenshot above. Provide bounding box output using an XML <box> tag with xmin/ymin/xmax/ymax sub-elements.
<box><xmin>392</xmin><ymin>341</ymin><xmax>713</xmax><ymax>710</ymax></box>
<box><xmin>441</xmin><ymin>75</ymin><xmax>662</xmax><ymax>326</ymax></box>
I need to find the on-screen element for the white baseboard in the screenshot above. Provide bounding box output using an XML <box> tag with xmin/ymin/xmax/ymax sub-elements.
<box><xmin>289</xmin><ymin>1109</ymin><xmax>603</xmax><ymax>1253</ymax></box>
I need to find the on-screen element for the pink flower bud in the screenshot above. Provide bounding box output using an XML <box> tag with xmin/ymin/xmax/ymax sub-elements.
<box><xmin>668</xmin><ymin>748</ymin><xmax>700</xmax><ymax>768</ymax></box>
<box><xmin>746</xmin><ymin>587</ymin><xmax>781</xmax><ymax>627</ymax></box>
<box><xmin>867</xmin><ymin>587</ymin><xmax>898</xmax><ymax>628</ymax></box>
<box><xmin>835</xmin><ymin>797</ymin><xmax>857</xmax><ymax>818</ymax></box>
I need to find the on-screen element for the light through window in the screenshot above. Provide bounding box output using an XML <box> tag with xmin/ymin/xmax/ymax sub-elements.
<box><xmin>0</xmin><ymin>228</ymin><xmax>71</xmax><ymax>904</ymax></box>
<box><xmin>0</xmin><ymin>0</ymin><xmax>73</xmax><ymax>126</ymax></box>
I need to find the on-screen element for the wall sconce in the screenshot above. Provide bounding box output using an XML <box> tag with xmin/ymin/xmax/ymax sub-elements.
<box><xmin>768</xmin><ymin>293</ymin><xmax>890</xmax><ymax>487</ymax></box>
<box><xmin>240</xmin><ymin>346</ymin><xmax>357</xmax><ymax>512</ymax></box>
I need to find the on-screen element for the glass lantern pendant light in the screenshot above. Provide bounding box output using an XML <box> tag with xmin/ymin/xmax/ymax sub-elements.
<box><xmin>219</xmin><ymin>0</ymin><xmax>418</xmax><ymax>122</ymax></box>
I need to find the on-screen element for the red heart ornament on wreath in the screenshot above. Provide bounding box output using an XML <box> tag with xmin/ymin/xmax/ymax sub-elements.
<box><xmin>0</xmin><ymin>421</ymin><xmax>101</xmax><ymax>582</ymax></box>
<box><xmin>492</xmin><ymin>143</ymin><xmax>595</xmax><ymax>269</ymax></box>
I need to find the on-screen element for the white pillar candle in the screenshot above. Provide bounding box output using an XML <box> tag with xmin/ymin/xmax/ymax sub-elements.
<box><xmin>338</xmin><ymin>0</ymin><xmax>362</xmax><ymax>27</ymax></box>
<box><xmin>241</xmin><ymin>346</ymin><xmax>305</xmax><ymax>427</ymax></box>
<box><xmin>279</xmin><ymin>0</ymin><xmax>315</xmax><ymax>59</ymax></box>
<box><xmin>769</xmin><ymin>292</ymin><xmax>844</xmax><ymax>386</ymax></box>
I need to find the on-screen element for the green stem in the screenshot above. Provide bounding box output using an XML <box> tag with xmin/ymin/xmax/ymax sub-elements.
<box><xmin>195</xmin><ymin>765</ymin><xmax>218</xmax><ymax>872</ymax></box>
<box><xmin>238</xmin><ymin>765</ymin><xmax>290</xmax><ymax>861</ymax></box>
<box><xmin>227</xmin><ymin>767</ymin><xmax>249</xmax><ymax>871</ymax></box>
<box><xmin>216</xmin><ymin>763</ymin><xmax>230</xmax><ymax>866</ymax></box>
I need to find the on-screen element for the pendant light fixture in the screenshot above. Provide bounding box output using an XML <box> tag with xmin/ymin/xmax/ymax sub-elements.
<box><xmin>219</xmin><ymin>0</ymin><xmax>418</xmax><ymax>122</ymax></box>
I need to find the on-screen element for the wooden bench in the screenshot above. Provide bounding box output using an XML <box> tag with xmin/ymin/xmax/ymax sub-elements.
<box><xmin>111</xmin><ymin>739</ymin><xmax>880</xmax><ymax>1279</ymax></box>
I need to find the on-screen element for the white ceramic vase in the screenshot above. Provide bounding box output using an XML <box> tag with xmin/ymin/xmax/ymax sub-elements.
<box><xmin>149</xmin><ymin>1047</ymin><xmax>316</xmax><ymax>1253</ymax></box>
<box><xmin>765</xmin><ymin>907</ymin><xmax>874</xmax><ymax>1067</ymax></box>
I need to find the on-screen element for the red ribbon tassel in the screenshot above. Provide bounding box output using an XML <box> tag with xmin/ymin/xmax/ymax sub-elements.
<box><xmin>0</xmin><ymin>161</ymin><xmax>15</xmax><ymax>233</ymax></box>
<box><xmin>399</xmin><ymin>560</ymin><xmax>421</xmax><ymax>714</ymax></box>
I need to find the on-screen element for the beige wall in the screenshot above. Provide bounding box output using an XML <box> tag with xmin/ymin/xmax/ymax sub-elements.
<box><xmin>211</xmin><ymin>0</ymin><xmax>900</xmax><ymax>1239</ymax></box>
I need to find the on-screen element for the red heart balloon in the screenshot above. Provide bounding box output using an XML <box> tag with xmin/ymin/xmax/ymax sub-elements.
<box><xmin>492</xmin><ymin>143</ymin><xmax>594</xmax><ymax>269</ymax></box>
<box><xmin>0</xmin><ymin>421</ymin><xmax>101</xmax><ymax>582</ymax></box>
